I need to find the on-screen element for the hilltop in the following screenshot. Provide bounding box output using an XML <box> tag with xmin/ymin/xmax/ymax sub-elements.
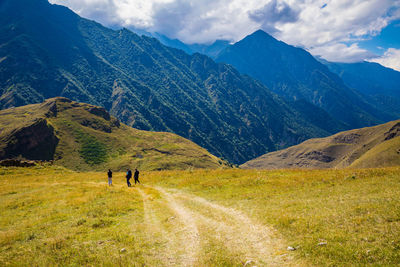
<box><xmin>241</xmin><ymin>119</ymin><xmax>400</xmax><ymax>169</ymax></box>
<box><xmin>0</xmin><ymin>98</ymin><xmax>228</xmax><ymax>171</ymax></box>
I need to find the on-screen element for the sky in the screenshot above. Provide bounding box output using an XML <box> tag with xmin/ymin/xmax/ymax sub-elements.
<box><xmin>49</xmin><ymin>0</ymin><xmax>400</xmax><ymax>71</ymax></box>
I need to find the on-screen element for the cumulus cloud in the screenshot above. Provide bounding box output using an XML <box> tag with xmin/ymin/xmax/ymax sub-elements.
<box><xmin>269</xmin><ymin>0</ymin><xmax>400</xmax><ymax>63</ymax></box>
<box><xmin>248</xmin><ymin>0</ymin><xmax>300</xmax><ymax>34</ymax></box>
<box><xmin>49</xmin><ymin>0</ymin><xmax>400</xmax><ymax>61</ymax></box>
<box><xmin>50</xmin><ymin>0</ymin><xmax>120</xmax><ymax>26</ymax></box>
<box><xmin>310</xmin><ymin>43</ymin><xmax>375</xmax><ymax>63</ymax></box>
<box><xmin>369</xmin><ymin>48</ymin><xmax>400</xmax><ymax>71</ymax></box>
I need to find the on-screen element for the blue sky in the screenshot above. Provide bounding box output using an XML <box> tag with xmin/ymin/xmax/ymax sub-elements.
<box><xmin>360</xmin><ymin>20</ymin><xmax>400</xmax><ymax>53</ymax></box>
<box><xmin>50</xmin><ymin>0</ymin><xmax>400</xmax><ymax>70</ymax></box>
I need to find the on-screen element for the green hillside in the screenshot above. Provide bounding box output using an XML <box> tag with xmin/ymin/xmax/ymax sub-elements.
<box><xmin>0</xmin><ymin>0</ymin><xmax>339</xmax><ymax>164</ymax></box>
<box><xmin>241</xmin><ymin>120</ymin><xmax>400</xmax><ymax>169</ymax></box>
<box><xmin>0</xmin><ymin>97</ymin><xmax>228</xmax><ymax>171</ymax></box>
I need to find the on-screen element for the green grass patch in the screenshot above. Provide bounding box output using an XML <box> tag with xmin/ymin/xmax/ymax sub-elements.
<box><xmin>74</xmin><ymin>128</ymin><xmax>108</xmax><ymax>165</ymax></box>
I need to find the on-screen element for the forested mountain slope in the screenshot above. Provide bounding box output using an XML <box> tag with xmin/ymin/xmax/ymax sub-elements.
<box><xmin>323</xmin><ymin>60</ymin><xmax>400</xmax><ymax>118</ymax></box>
<box><xmin>216</xmin><ymin>30</ymin><xmax>394</xmax><ymax>129</ymax></box>
<box><xmin>0</xmin><ymin>0</ymin><xmax>334</xmax><ymax>163</ymax></box>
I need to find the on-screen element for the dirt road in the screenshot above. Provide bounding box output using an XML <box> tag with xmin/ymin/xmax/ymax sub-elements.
<box><xmin>138</xmin><ymin>186</ymin><xmax>296</xmax><ymax>266</ymax></box>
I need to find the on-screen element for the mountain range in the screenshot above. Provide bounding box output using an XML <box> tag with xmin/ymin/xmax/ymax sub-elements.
<box><xmin>152</xmin><ymin>33</ymin><xmax>230</xmax><ymax>59</ymax></box>
<box><xmin>215</xmin><ymin>30</ymin><xmax>396</xmax><ymax>129</ymax></box>
<box><xmin>154</xmin><ymin>31</ymin><xmax>400</xmax><ymax>130</ymax></box>
<box><xmin>323</xmin><ymin>60</ymin><xmax>400</xmax><ymax>118</ymax></box>
<box><xmin>0</xmin><ymin>0</ymin><xmax>348</xmax><ymax>164</ymax></box>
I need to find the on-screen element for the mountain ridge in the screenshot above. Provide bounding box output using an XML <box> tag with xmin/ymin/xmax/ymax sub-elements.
<box><xmin>215</xmin><ymin>29</ymin><xmax>395</xmax><ymax>129</ymax></box>
<box><xmin>0</xmin><ymin>0</ymin><xmax>338</xmax><ymax>164</ymax></box>
<box><xmin>322</xmin><ymin>60</ymin><xmax>400</xmax><ymax>118</ymax></box>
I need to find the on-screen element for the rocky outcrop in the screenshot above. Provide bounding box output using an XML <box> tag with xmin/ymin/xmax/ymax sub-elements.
<box><xmin>0</xmin><ymin>118</ymin><xmax>59</xmax><ymax>160</ymax></box>
<box><xmin>384</xmin><ymin>122</ymin><xmax>400</xmax><ymax>141</ymax></box>
<box><xmin>88</xmin><ymin>107</ymin><xmax>111</xmax><ymax>121</ymax></box>
<box><xmin>0</xmin><ymin>159</ymin><xmax>36</xmax><ymax>167</ymax></box>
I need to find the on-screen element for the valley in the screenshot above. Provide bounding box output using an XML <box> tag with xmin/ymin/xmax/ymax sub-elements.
<box><xmin>0</xmin><ymin>0</ymin><xmax>335</xmax><ymax>164</ymax></box>
<box><xmin>0</xmin><ymin>0</ymin><xmax>399</xmax><ymax>266</ymax></box>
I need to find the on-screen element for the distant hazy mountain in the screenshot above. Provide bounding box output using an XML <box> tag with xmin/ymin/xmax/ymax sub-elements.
<box><xmin>241</xmin><ymin>119</ymin><xmax>400</xmax><ymax>169</ymax></box>
<box><xmin>322</xmin><ymin>60</ymin><xmax>400</xmax><ymax>118</ymax></box>
<box><xmin>0</xmin><ymin>0</ymin><xmax>334</xmax><ymax>164</ymax></box>
<box><xmin>0</xmin><ymin>97</ymin><xmax>229</xmax><ymax>170</ymax></box>
<box><xmin>216</xmin><ymin>30</ymin><xmax>394</xmax><ymax>128</ymax></box>
<box><xmin>152</xmin><ymin>33</ymin><xmax>230</xmax><ymax>58</ymax></box>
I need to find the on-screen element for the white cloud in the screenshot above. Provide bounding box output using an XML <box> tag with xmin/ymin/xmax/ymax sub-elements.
<box><xmin>272</xmin><ymin>0</ymin><xmax>400</xmax><ymax>62</ymax></box>
<box><xmin>309</xmin><ymin>43</ymin><xmax>374</xmax><ymax>63</ymax></box>
<box><xmin>49</xmin><ymin>0</ymin><xmax>400</xmax><ymax>61</ymax></box>
<box><xmin>369</xmin><ymin>48</ymin><xmax>400</xmax><ymax>71</ymax></box>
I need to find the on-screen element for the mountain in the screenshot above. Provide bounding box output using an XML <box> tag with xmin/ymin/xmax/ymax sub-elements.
<box><xmin>216</xmin><ymin>30</ymin><xmax>394</xmax><ymax>129</ymax></box>
<box><xmin>241</xmin><ymin>119</ymin><xmax>400</xmax><ymax>169</ymax></box>
<box><xmin>0</xmin><ymin>97</ymin><xmax>229</xmax><ymax>171</ymax></box>
<box><xmin>322</xmin><ymin>60</ymin><xmax>400</xmax><ymax>118</ymax></box>
<box><xmin>0</xmin><ymin>0</ymin><xmax>335</xmax><ymax>164</ymax></box>
<box><xmin>187</xmin><ymin>40</ymin><xmax>231</xmax><ymax>59</ymax></box>
<box><xmin>150</xmin><ymin>33</ymin><xmax>194</xmax><ymax>55</ymax></box>
<box><xmin>152</xmin><ymin>33</ymin><xmax>230</xmax><ymax>58</ymax></box>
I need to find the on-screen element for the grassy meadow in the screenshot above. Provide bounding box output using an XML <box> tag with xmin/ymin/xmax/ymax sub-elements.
<box><xmin>0</xmin><ymin>166</ymin><xmax>399</xmax><ymax>266</ymax></box>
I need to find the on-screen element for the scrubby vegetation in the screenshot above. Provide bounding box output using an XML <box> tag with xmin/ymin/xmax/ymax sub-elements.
<box><xmin>74</xmin><ymin>129</ymin><xmax>108</xmax><ymax>165</ymax></box>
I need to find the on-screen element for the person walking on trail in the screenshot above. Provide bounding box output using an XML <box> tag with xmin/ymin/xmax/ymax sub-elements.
<box><xmin>126</xmin><ymin>169</ymin><xmax>132</xmax><ymax>187</ymax></box>
<box><xmin>134</xmin><ymin>168</ymin><xmax>140</xmax><ymax>184</ymax></box>
<box><xmin>107</xmin><ymin>169</ymin><xmax>113</xmax><ymax>186</ymax></box>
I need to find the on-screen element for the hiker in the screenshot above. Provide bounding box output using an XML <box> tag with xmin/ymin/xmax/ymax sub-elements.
<box><xmin>107</xmin><ymin>169</ymin><xmax>113</xmax><ymax>186</ymax></box>
<box><xmin>126</xmin><ymin>169</ymin><xmax>132</xmax><ymax>187</ymax></box>
<box><xmin>134</xmin><ymin>168</ymin><xmax>140</xmax><ymax>184</ymax></box>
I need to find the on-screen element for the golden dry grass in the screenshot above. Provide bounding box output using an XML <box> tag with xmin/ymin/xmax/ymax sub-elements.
<box><xmin>1</xmin><ymin>166</ymin><xmax>399</xmax><ymax>266</ymax></box>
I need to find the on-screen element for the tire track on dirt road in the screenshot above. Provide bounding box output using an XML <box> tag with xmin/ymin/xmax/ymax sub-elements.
<box><xmin>155</xmin><ymin>187</ymin><xmax>296</xmax><ymax>266</ymax></box>
<box><xmin>139</xmin><ymin>187</ymin><xmax>201</xmax><ymax>267</ymax></box>
<box><xmin>137</xmin><ymin>188</ymin><xmax>177</xmax><ymax>266</ymax></box>
<box><xmin>155</xmin><ymin>187</ymin><xmax>201</xmax><ymax>267</ymax></box>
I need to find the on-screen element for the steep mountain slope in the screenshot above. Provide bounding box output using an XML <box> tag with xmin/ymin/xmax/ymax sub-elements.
<box><xmin>241</xmin><ymin>120</ymin><xmax>400</xmax><ymax>169</ymax></box>
<box><xmin>216</xmin><ymin>30</ymin><xmax>394</xmax><ymax>128</ymax></box>
<box><xmin>0</xmin><ymin>97</ymin><xmax>228</xmax><ymax>171</ymax></box>
<box><xmin>323</xmin><ymin>60</ymin><xmax>400</xmax><ymax>117</ymax></box>
<box><xmin>0</xmin><ymin>0</ymin><xmax>332</xmax><ymax>164</ymax></box>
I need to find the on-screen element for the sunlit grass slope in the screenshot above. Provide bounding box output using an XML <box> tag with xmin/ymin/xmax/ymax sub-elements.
<box><xmin>1</xmin><ymin>166</ymin><xmax>399</xmax><ymax>266</ymax></box>
<box><xmin>0</xmin><ymin>97</ymin><xmax>229</xmax><ymax>171</ymax></box>
<box><xmin>242</xmin><ymin>119</ymin><xmax>400</xmax><ymax>169</ymax></box>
